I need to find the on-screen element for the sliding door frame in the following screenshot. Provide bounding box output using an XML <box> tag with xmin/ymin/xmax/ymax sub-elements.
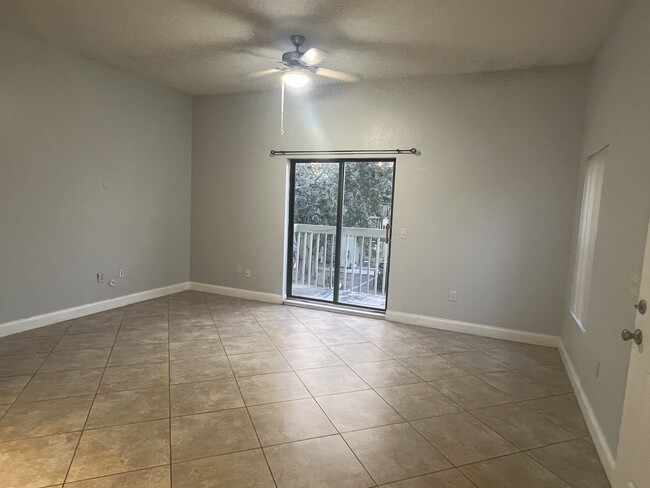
<box><xmin>286</xmin><ymin>158</ymin><xmax>397</xmax><ymax>311</ymax></box>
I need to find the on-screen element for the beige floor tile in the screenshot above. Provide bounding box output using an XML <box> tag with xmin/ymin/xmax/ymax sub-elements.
<box><xmin>471</xmin><ymin>403</ymin><xmax>576</xmax><ymax>450</ymax></box>
<box><xmin>238</xmin><ymin>371</ymin><xmax>310</xmax><ymax>405</ymax></box>
<box><xmin>376</xmin><ymin>382</ymin><xmax>462</xmax><ymax>420</ymax></box>
<box><xmin>430</xmin><ymin>375</ymin><xmax>513</xmax><ymax>410</ymax></box>
<box><xmin>478</xmin><ymin>370</ymin><xmax>561</xmax><ymax>400</ymax></box>
<box><xmin>441</xmin><ymin>351</ymin><xmax>511</xmax><ymax>374</ymax></box>
<box><xmin>87</xmin><ymin>387</ymin><xmax>169</xmax><ymax>428</ymax></box>
<box><xmin>171</xmin><ymin>378</ymin><xmax>244</xmax><ymax>416</ymax></box>
<box><xmin>330</xmin><ymin>342</ymin><xmax>391</xmax><ymax>363</ymax></box>
<box><xmin>66</xmin><ymin>465</ymin><xmax>170</xmax><ymax>487</ymax></box>
<box><xmin>416</xmin><ymin>335</ymin><xmax>475</xmax><ymax>354</ymax></box>
<box><xmin>297</xmin><ymin>365</ymin><xmax>369</xmax><ymax>396</ymax></box>
<box><xmin>249</xmin><ymin>397</ymin><xmax>336</xmax><ymax>445</ymax></box>
<box><xmin>354</xmin><ymin>326</ymin><xmax>410</xmax><ymax>342</ymax></box>
<box><xmin>68</xmin><ymin>419</ymin><xmax>170</xmax><ymax>482</ymax></box>
<box><xmin>120</xmin><ymin>315</ymin><xmax>168</xmax><ymax>329</ymax></box>
<box><xmin>0</xmin><ymin>336</ymin><xmax>61</xmax><ymax>355</ymax></box>
<box><xmin>0</xmin><ymin>404</ymin><xmax>9</xmax><ymax>417</ymax></box>
<box><xmin>372</xmin><ymin>339</ymin><xmax>433</xmax><ymax>359</ymax></box>
<box><xmin>264</xmin><ymin>435</ymin><xmax>374</xmax><ymax>488</ymax></box>
<box><xmin>0</xmin><ymin>375</ymin><xmax>32</xmax><ymax>403</ymax></box>
<box><xmin>350</xmin><ymin>360</ymin><xmax>422</xmax><ymax>388</ymax></box>
<box><xmin>66</xmin><ymin>320</ymin><xmax>121</xmax><ymax>336</ymax></box>
<box><xmin>250</xmin><ymin>308</ymin><xmax>295</xmax><ymax>322</ymax></box>
<box><xmin>397</xmin><ymin>356</ymin><xmax>468</xmax><ymax>381</ymax></box>
<box><xmin>460</xmin><ymin>453</ymin><xmax>568</xmax><ymax>488</ymax></box>
<box><xmin>55</xmin><ymin>332</ymin><xmax>117</xmax><ymax>351</ymax></box>
<box><xmin>0</xmin><ymin>396</ymin><xmax>92</xmax><ymax>441</ymax></box>
<box><xmin>521</xmin><ymin>393</ymin><xmax>589</xmax><ymax>437</ymax></box>
<box><xmin>520</xmin><ymin>364</ymin><xmax>573</xmax><ymax>393</ymax></box>
<box><xmin>454</xmin><ymin>335</ymin><xmax>516</xmax><ymax>350</ymax></box>
<box><xmin>39</xmin><ymin>347</ymin><xmax>111</xmax><ymax>373</ymax></box>
<box><xmin>169</xmin><ymin>313</ymin><xmax>214</xmax><ymax>327</ymax></box>
<box><xmin>281</xmin><ymin>346</ymin><xmax>344</xmax><ymax>370</ymax></box>
<box><xmin>482</xmin><ymin>347</ymin><xmax>541</xmax><ymax>368</ymax></box>
<box><xmin>169</xmin><ymin>324</ymin><xmax>219</xmax><ymax>343</ymax></box>
<box><xmin>383</xmin><ymin>468</ymin><xmax>476</xmax><ymax>487</ymax></box>
<box><xmin>168</xmin><ymin>304</ymin><xmax>210</xmax><ymax>316</ymax></box>
<box><xmin>270</xmin><ymin>331</ymin><xmax>325</xmax><ymax>350</ymax></box>
<box><xmin>258</xmin><ymin>318</ymin><xmax>309</xmax><ymax>336</ymax></box>
<box><xmin>100</xmin><ymin>362</ymin><xmax>168</xmax><ymax>392</ymax></box>
<box><xmin>172</xmin><ymin>450</ymin><xmax>275</xmax><ymax>488</ymax></box>
<box><xmin>229</xmin><ymin>350</ymin><xmax>291</xmax><ymax>376</ymax></box>
<box><xmin>344</xmin><ymin>422</ymin><xmax>451</xmax><ymax>484</ymax></box>
<box><xmin>115</xmin><ymin>325</ymin><xmax>169</xmax><ymax>345</ymax></box>
<box><xmin>528</xmin><ymin>439</ymin><xmax>610</xmax><ymax>488</ymax></box>
<box><xmin>313</xmin><ymin>327</ymin><xmax>368</xmax><ymax>345</ymax></box>
<box><xmin>412</xmin><ymin>412</ymin><xmax>518</xmax><ymax>466</ymax></box>
<box><xmin>215</xmin><ymin>321</ymin><xmax>265</xmax><ymax>338</ymax></box>
<box><xmin>0</xmin><ymin>354</ymin><xmax>46</xmax><ymax>377</ymax></box>
<box><xmin>108</xmin><ymin>343</ymin><xmax>169</xmax><ymax>366</ymax></box>
<box><xmin>316</xmin><ymin>389</ymin><xmax>402</xmax><ymax>432</ymax></box>
<box><xmin>169</xmin><ymin>339</ymin><xmax>225</xmax><ymax>360</ymax></box>
<box><xmin>18</xmin><ymin>369</ymin><xmax>103</xmax><ymax>402</ymax></box>
<box><xmin>0</xmin><ymin>432</ymin><xmax>80</xmax><ymax>488</ymax></box>
<box><xmin>170</xmin><ymin>356</ymin><xmax>232</xmax><ymax>384</ymax></box>
<box><xmin>124</xmin><ymin>300</ymin><xmax>168</xmax><ymax>318</ymax></box>
<box><xmin>301</xmin><ymin>317</ymin><xmax>350</xmax><ymax>331</ymax></box>
<box><xmin>171</xmin><ymin>408</ymin><xmax>259</xmax><ymax>462</ymax></box>
<box><xmin>221</xmin><ymin>333</ymin><xmax>278</xmax><ymax>355</ymax></box>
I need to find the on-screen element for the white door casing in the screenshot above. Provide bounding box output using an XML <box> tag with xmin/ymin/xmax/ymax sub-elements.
<box><xmin>615</xmin><ymin>219</ymin><xmax>650</xmax><ymax>488</ymax></box>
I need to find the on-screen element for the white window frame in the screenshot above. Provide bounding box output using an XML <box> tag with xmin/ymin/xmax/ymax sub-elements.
<box><xmin>570</xmin><ymin>147</ymin><xmax>606</xmax><ymax>331</ymax></box>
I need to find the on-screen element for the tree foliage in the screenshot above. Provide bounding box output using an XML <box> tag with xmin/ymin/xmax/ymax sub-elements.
<box><xmin>294</xmin><ymin>161</ymin><xmax>393</xmax><ymax>228</ymax></box>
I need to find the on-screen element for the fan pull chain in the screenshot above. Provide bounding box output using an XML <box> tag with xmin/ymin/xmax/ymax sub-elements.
<box><xmin>280</xmin><ymin>77</ymin><xmax>285</xmax><ymax>135</ymax></box>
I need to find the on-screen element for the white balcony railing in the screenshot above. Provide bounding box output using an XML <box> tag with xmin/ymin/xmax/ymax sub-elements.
<box><xmin>292</xmin><ymin>224</ymin><xmax>389</xmax><ymax>296</ymax></box>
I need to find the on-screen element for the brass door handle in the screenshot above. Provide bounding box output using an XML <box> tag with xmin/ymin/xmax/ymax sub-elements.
<box><xmin>621</xmin><ymin>329</ymin><xmax>643</xmax><ymax>345</ymax></box>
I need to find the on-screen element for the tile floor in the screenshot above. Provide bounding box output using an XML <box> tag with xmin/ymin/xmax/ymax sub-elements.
<box><xmin>0</xmin><ymin>291</ymin><xmax>611</xmax><ymax>488</ymax></box>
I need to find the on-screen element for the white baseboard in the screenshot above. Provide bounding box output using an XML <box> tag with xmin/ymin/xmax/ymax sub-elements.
<box><xmin>558</xmin><ymin>339</ymin><xmax>615</xmax><ymax>480</ymax></box>
<box><xmin>0</xmin><ymin>282</ymin><xmax>190</xmax><ymax>338</ymax></box>
<box><xmin>190</xmin><ymin>282</ymin><xmax>283</xmax><ymax>304</ymax></box>
<box><xmin>385</xmin><ymin>310</ymin><xmax>559</xmax><ymax>347</ymax></box>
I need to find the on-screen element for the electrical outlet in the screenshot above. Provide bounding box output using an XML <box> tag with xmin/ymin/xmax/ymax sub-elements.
<box><xmin>108</xmin><ymin>279</ymin><xmax>117</xmax><ymax>287</ymax></box>
<box><xmin>235</xmin><ymin>265</ymin><xmax>242</xmax><ymax>274</ymax></box>
<box><xmin>97</xmin><ymin>272</ymin><xmax>104</xmax><ymax>283</ymax></box>
<box><xmin>119</xmin><ymin>269</ymin><xmax>125</xmax><ymax>278</ymax></box>
<box><xmin>400</xmin><ymin>228</ymin><xmax>407</xmax><ymax>239</ymax></box>
<box><xmin>448</xmin><ymin>290</ymin><xmax>457</xmax><ymax>302</ymax></box>
<box><xmin>245</xmin><ymin>269</ymin><xmax>252</xmax><ymax>278</ymax></box>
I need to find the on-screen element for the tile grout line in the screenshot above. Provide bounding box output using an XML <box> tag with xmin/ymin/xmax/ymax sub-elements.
<box><xmin>60</xmin><ymin>307</ymin><xmax>128</xmax><ymax>485</ymax></box>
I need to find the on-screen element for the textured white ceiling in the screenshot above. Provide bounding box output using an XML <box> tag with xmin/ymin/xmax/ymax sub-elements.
<box><xmin>0</xmin><ymin>0</ymin><xmax>625</xmax><ymax>95</ymax></box>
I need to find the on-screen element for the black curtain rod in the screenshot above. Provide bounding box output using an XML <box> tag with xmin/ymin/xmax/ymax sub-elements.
<box><xmin>269</xmin><ymin>148</ymin><xmax>420</xmax><ymax>157</ymax></box>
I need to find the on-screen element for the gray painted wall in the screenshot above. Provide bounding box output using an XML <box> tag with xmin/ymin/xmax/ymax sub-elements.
<box><xmin>0</xmin><ymin>29</ymin><xmax>192</xmax><ymax>324</ymax></box>
<box><xmin>191</xmin><ymin>66</ymin><xmax>588</xmax><ymax>335</ymax></box>
<box><xmin>561</xmin><ymin>0</ymin><xmax>650</xmax><ymax>459</ymax></box>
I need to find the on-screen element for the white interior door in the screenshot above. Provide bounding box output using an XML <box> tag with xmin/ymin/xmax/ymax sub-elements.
<box><xmin>614</xmin><ymin>219</ymin><xmax>650</xmax><ymax>488</ymax></box>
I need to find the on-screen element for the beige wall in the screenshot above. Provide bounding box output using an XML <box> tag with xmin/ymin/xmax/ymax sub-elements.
<box><xmin>0</xmin><ymin>29</ymin><xmax>192</xmax><ymax>324</ymax></box>
<box><xmin>561</xmin><ymin>0</ymin><xmax>650</xmax><ymax>461</ymax></box>
<box><xmin>191</xmin><ymin>66</ymin><xmax>588</xmax><ymax>335</ymax></box>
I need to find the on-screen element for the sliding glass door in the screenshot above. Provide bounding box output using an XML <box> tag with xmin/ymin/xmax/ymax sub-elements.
<box><xmin>287</xmin><ymin>159</ymin><xmax>395</xmax><ymax>311</ymax></box>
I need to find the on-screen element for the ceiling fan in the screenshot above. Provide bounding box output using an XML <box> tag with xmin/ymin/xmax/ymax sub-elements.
<box><xmin>250</xmin><ymin>35</ymin><xmax>359</xmax><ymax>87</ymax></box>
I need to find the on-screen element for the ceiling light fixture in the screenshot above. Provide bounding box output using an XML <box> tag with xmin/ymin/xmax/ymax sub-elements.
<box><xmin>282</xmin><ymin>70</ymin><xmax>311</xmax><ymax>88</ymax></box>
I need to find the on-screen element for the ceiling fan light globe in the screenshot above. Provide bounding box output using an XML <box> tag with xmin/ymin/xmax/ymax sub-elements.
<box><xmin>283</xmin><ymin>71</ymin><xmax>310</xmax><ymax>88</ymax></box>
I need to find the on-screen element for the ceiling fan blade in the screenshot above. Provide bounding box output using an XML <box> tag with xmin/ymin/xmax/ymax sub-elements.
<box><xmin>247</xmin><ymin>68</ymin><xmax>282</xmax><ymax>79</ymax></box>
<box><xmin>301</xmin><ymin>48</ymin><xmax>328</xmax><ymax>66</ymax></box>
<box><xmin>315</xmin><ymin>68</ymin><xmax>359</xmax><ymax>83</ymax></box>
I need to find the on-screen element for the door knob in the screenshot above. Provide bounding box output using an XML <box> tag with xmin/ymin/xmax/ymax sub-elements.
<box><xmin>634</xmin><ymin>299</ymin><xmax>647</xmax><ymax>314</ymax></box>
<box><xmin>621</xmin><ymin>329</ymin><xmax>643</xmax><ymax>345</ymax></box>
